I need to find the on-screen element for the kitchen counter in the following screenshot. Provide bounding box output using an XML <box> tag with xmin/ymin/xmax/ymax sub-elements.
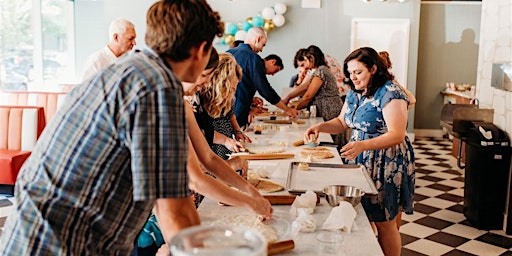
<box><xmin>197</xmin><ymin>117</ymin><xmax>384</xmax><ymax>256</ymax></box>
<box><xmin>441</xmin><ymin>88</ymin><xmax>475</xmax><ymax>104</ymax></box>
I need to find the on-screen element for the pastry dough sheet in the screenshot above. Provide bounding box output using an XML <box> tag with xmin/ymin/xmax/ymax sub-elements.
<box><xmin>286</xmin><ymin>162</ymin><xmax>378</xmax><ymax>195</ymax></box>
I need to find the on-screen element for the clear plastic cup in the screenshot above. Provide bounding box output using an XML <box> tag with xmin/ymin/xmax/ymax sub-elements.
<box><xmin>170</xmin><ymin>225</ymin><xmax>267</xmax><ymax>256</ymax></box>
<box><xmin>316</xmin><ymin>230</ymin><xmax>343</xmax><ymax>255</ymax></box>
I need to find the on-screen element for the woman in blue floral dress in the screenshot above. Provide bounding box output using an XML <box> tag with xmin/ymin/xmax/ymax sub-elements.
<box><xmin>305</xmin><ymin>47</ymin><xmax>414</xmax><ymax>256</ymax></box>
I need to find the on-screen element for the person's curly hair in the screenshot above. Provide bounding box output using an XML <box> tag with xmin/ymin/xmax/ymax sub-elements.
<box><xmin>343</xmin><ymin>47</ymin><xmax>394</xmax><ymax>97</ymax></box>
<box><xmin>200</xmin><ymin>53</ymin><xmax>242</xmax><ymax>118</ymax></box>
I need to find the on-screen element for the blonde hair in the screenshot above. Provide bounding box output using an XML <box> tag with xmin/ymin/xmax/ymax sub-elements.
<box><xmin>200</xmin><ymin>53</ymin><xmax>242</xmax><ymax>118</ymax></box>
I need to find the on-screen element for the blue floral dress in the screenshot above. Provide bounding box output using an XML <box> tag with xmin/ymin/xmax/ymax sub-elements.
<box><xmin>343</xmin><ymin>81</ymin><xmax>415</xmax><ymax>222</ymax></box>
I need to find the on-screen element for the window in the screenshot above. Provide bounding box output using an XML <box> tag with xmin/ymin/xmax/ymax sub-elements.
<box><xmin>0</xmin><ymin>0</ymin><xmax>75</xmax><ymax>92</ymax></box>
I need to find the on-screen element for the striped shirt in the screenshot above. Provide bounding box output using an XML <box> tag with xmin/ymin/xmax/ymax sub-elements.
<box><xmin>0</xmin><ymin>49</ymin><xmax>189</xmax><ymax>255</ymax></box>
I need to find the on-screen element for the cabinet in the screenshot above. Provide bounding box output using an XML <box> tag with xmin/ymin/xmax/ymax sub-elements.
<box><xmin>440</xmin><ymin>89</ymin><xmax>476</xmax><ymax>163</ymax></box>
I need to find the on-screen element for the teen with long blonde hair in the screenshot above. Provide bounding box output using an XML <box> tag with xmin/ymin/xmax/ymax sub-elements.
<box><xmin>200</xmin><ymin>53</ymin><xmax>250</xmax><ymax>159</ymax></box>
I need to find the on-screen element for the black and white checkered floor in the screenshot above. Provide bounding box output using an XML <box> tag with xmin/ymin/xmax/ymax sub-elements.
<box><xmin>1</xmin><ymin>137</ymin><xmax>511</xmax><ymax>255</ymax></box>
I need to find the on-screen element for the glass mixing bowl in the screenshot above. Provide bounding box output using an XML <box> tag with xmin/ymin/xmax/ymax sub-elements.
<box><xmin>169</xmin><ymin>225</ymin><xmax>267</xmax><ymax>256</ymax></box>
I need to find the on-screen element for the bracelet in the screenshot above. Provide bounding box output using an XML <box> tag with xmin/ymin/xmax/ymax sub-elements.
<box><xmin>234</xmin><ymin>130</ymin><xmax>243</xmax><ymax>134</ymax></box>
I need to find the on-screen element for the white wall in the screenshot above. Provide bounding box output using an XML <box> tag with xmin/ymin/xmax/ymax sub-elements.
<box><xmin>74</xmin><ymin>0</ymin><xmax>421</xmax><ymax>132</ymax></box>
<box><xmin>476</xmin><ymin>0</ymin><xmax>512</xmax><ymax>137</ymax></box>
<box><xmin>208</xmin><ymin>0</ymin><xmax>421</xmax><ymax>133</ymax></box>
<box><xmin>415</xmin><ymin>2</ymin><xmax>482</xmax><ymax>130</ymax></box>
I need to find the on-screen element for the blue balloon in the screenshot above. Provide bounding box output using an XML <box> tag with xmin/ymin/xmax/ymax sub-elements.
<box><xmin>227</xmin><ymin>23</ymin><xmax>238</xmax><ymax>35</ymax></box>
<box><xmin>241</xmin><ymin>20</ymin><xmax>253</xmax><ymax>31</ymax></box>
<box><xmin>252</xmin><ymin>16</ymin><xmax>264</xmax><ymax>27</ymax></box>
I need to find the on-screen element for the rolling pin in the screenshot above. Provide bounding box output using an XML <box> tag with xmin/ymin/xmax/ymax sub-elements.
<box><xmin>268</xmin><ymin>240</ymin><xmax>295</xmax><ymax>255</ymax></box>
<box><xmin>236</xmin><ymin>153</ymin><xmax>295</xmax><ymax>160</ymax></box>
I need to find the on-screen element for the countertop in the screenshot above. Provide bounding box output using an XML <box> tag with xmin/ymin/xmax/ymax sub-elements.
<box><xmin>441</xmin><ymin>88</ymin><xmax>475</xmax><ymax>99</ymax></box>
<box><xmin>197</xmin><ymin>117</ymin><xmax>384</xmax><ymax>256</ymax></box>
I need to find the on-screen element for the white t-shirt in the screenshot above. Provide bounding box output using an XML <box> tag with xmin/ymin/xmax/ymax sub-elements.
<box><xmin>82</xmin><ymin>46</ymin><xmax>117</xmax><ymax>81</ymax></box>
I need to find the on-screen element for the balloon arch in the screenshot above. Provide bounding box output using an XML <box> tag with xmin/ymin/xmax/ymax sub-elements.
<box><xmin>220</xmin><ymin>2</ymin><xmax>287</xmax><ymax>45</ymax></box>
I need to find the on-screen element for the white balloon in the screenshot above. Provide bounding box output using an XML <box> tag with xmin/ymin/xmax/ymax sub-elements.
<box><xmin>274</xmin><ymin>3</ymin><xmax>287</xmax><ymax>14</ymax></box>
<box><xmin>272</xmin><ymin>14</ymin><xmax>285</xmax><ymax>27</ymax></box>
<box><xmin>261</xmin><ymin>7</ymin><xmax>275</xmax><ymax>20</ymax></box>
<box><xmin>234</xmin><ymin>30</ymin><xmax>247</xmax><ymax>41</ymax></box>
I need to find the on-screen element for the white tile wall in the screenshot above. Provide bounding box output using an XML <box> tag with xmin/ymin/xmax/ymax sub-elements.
<box><xmin>476</xmin><ymin>0</ymin><xmax>512</xmax><ymax>138</ymax></box>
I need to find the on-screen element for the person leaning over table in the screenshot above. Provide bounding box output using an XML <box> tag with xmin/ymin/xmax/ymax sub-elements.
<box><xmin>289</xmin><ymin>48</ymin><xmax>310</xmax><ymax>88</ymax></box>
<box><xmin>227</xmin><ymin>27</ymin><xmax>298</xmax><ymax>128</ymax></box>
<box><xmin>134</xmin><ymin>49</ymin><xmax>271</xmax><ymax>256</ymax></box>
<box><xmin>199</xmin><ymin>53</ymin><xmax>251</xmax><ymax>159</ymax></box>
<box><xmin>248</xmin><ymin>54</ymin><xmax>285</xmax><ymax>124</ymax></box>
<box><xmin>184</xmin><ymin>49</ymin><xmax>249</xmax><ymax>160</ymax></box>
<box><xmin>304</xmin><ymin>47</ymin><xmax>415</xmax><ymax>256</ymax></box>
<box><xmin>0</xmin><ymin>0</ymin><xmax>224</xmax><ymax>255</ymax></box>
<box><xmin>283</xmin><ymin>45</ymin><xmax>344</xmax><ymax>147</ymax></box>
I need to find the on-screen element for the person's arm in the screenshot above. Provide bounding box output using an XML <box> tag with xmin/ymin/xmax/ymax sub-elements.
<box><xmin>274</xmin><ymin>101</ymin><xmax>298</xmax><ymax>118</ymax></box>
<box><xmin>394</xmin><ymin>80</ymin><xmax>416</xmax><ymax>109</ymax></box>
<box><xmin>340</xmin><ymin>99</ymin><xmax>407</xmax><ymax>159</ymax></box>
<box><xmin>282</xmin><ymin>74</ymin><xmax>314</xmax><ymax>104</ymax></box>
<box><xmin>153</xmin><ymin>197</ymin><xmax>200</xmax><ymax>244</ymax></box>
<box><xmin>295</xmin><ymin>76</ymin><xmax>323</xmax><ymax>110</ymax></box>
<box><xmin>186</xmin><ymin>138</ymin><xmax>272</xmax><ymax>218</ymax></box>
<box><xmin>213</xmin><ymin>131</ymin><xmax>243</xmax><ymax>153</ymax></box>
<box><xmin>304</xmin><ymin>102</ymin><xmax>349</xmax><ymax>142</ymax></box>
<box><xmin>185</xmin><ymin>103</ymin><xmax>257</xmax><ymax>196</ymax></box>
<box><xmin>230</xmin><ymin>113</ymin><xmax>251</xmax><ymax>142</ymax></box>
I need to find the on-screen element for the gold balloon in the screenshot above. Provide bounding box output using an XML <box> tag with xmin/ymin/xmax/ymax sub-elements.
<box><xmin>263</xmin><ymin>20</ymin><xmax>274</xmax><ymax>32</ymax></box>
<box><xmin>246</xmin><ymin>17</ymin><xmax>252</xmax><ymax>23</ymax></box>
<box><xmin>224</xmin><ymin>34</ymin><xmax>235</xmax><ymax>45</ymax></box>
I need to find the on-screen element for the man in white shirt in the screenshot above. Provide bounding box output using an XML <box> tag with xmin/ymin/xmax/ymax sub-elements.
<box><xmin>82</xmin><ymin>18</ymin><xmax>136</xmax><ymax>80</ymax></box>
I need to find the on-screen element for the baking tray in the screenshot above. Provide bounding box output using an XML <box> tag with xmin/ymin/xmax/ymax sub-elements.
<box><xmin>285</xmin><ymin>162</ymin><xmax>378</xmax><ymax>195</ymax></box>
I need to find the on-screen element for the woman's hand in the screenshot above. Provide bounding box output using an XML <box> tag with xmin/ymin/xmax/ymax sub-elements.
<box><xmin>224</xmin><ymin>137</ymin><xmax>244</xmax><ymax>152</ymax></box>
<box><xmin>340</xmin><ymin>141</ymin><xmax>365</xmax><ymax>160</ymax></box>
<box><xmin>252</xmin><ymin>97</ymin><xmax>264</xmax><ymax>107</ymax></box>
<box><xmin>304</xmin><ymin>125</ymin><xmax>320</xmax><ymax>143</ymax></box>
<box><xmin>234</xmin><ymin>131</ymin><xmax>252</xmax><ymax>143</ymax></box>
<box><xmin>249</xmin><ymin>194</ymin><xmax>273</xmax><ymax>220</ymax></box>
<box><xmin>227</xmin><ymin>156</ymin><xmax>248</xmax><ymax>177</ymax></box>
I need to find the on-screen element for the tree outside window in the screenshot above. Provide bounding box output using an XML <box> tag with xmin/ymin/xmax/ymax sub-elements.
<box><xmin>0</xmin><ymin>0</ymin><xmax>74</xmax><ymax>92</ymax></box>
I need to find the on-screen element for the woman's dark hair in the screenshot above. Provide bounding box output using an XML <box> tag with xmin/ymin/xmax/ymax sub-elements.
<box><xmin>343</xmin><ymin>47</ymin><xmax>393</xmax><ymax>97</ymax></box>
<box><xmin>293</xmin><ymin>48</ymin><xmax>307</xmax><ymax>68</ymax></box>
<box><xmin>304</xmin><ymin>45</ymin><xmax>327</xmax><ymax>68</ymax></box>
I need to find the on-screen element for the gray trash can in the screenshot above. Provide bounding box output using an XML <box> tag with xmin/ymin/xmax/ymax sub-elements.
<box><xmin>463</xmin><ymin>121</ymin><xmax>511</xmax><ymax>230</ymax></box>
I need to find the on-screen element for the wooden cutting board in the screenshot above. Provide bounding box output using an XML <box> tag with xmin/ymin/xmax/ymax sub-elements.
<box><xmin>263</xmin><ymin>195</ymin><xmax>321</xmax><ymax>205</ymax></box>
<box><xmin>263</xmin><ymin>195</ymin><xmax>297</xmax><ymax>205</ymax></box>
<box><xmin>259</xmin><ymin>111</ymin><xmax>288</xmax><ymax>117</ymax></box>
<box><xmin>249</xmin><ymin>179</ymin><xmax>284</xmax><ymax>193</ymax></box>
<box><xmin>262</xmin><ymin>119</ymin><xmax>305</xmax><ymax>124</ymax></box>
<box><xmin>236</xmin><ymin>153</ymin><xmax>295</xmax><ymax>160</ymax></box>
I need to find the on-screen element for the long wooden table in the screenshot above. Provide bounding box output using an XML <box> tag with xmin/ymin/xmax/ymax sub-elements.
<box><xmin>197</xmin><ymin>117</ymin><xmax>384</xmax><ymax>256</ymax></box>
